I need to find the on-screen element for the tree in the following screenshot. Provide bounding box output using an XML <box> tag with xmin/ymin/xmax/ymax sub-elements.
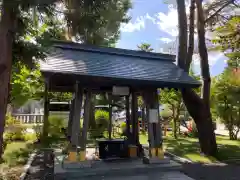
<box><xmin>212</xmin><ymin>16</ymin><xmax>240</xmax><ymax>69</ymax></box>
<box><xmin>211</xmin><ymin>15</ymin><xmax>240</xmax><ymax>140</ymax></box>
<box><xmin>204</xmin><ymin>0</ymin><xmax>239</xmax><ymax>31</ymax></box>
<box><xmin>10</xmin><ymin>62</ymin><xmax>42</xmax><ymax>107</ymax></box>
<box><xmin>63</xmin><ymin>0</ymin><xmax>131</xmax><ymax>45</ymax></box>
<box><xmin>176</xmin><ymin>0</ymin><xmax>218</xmax><ymax>156</ymax></box>
<box><xmin>213</xmin><ymin>70</ymin><xmax>240</xmax><ymax>140</ymax></box>
<box><xmin>0</xmin><ymin>0</ymin><xmax>131</xmax><ymax>158</ymax></box>
<box><xmin>159</xmin><ymin>89</ymin><xmax>183</xmax><ymax>139</ymax></box>
<box><xmin>137</xmin><ymin>43</ymin><xmax>154</xmax><ymax>52</ymax></box>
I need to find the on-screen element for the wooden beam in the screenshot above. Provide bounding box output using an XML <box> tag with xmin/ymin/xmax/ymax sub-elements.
<box><xmin>81</xmin><ymin>91</ymin><xmax>91</xmax><ymax>150</ymax></box>
<box><xmin>108</xmin><ymin>93</ymin><xmax>113</xmax><ymax>140</ymax></box>
<box><xmin>131</xmin><ymin>90</ymin><xmax>138</xmax><ymax>145</ymax></box>
<box><xmin>143</xmin><ymin>88</ymin><xmax>163</xmax><ymax>158</ymax></box>
<box><xmin>67</xmin><ymin>97</ymin><xmax>75</xmax><ymax>139</ymax></box>
<box><xmin>70</xmin><ymin>82</ymin><xmax>83</xmax><ymax>148</ymax></box>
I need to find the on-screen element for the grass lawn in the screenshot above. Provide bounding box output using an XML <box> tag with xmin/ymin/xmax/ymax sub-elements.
<box><xmin>139</xmin><ymin>133</ymin><xmax>240</xmax><ymax>164</ymax></box>
<box><xmin>0</xmin><ymin>141</ymin><xmax>35</xmax><ymax>179</ymax></box>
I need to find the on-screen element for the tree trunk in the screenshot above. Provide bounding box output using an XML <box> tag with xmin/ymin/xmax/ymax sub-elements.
<box><xmin>177</xmin><ymin>0</ymin><xmax>217</xmax><ymax>156</ymax></box>
<box><xmin>176</xmin><ymin>0</ymin><xmax>188</xmax><ymax>69</ymax></box>
<box><xmin>181</xmin><ymin>89</ymin><xmax>217</xmax><ymax>156</ymax></box>
<box><xmin>196</xmin><ymin>0</ymin><xmax>217</xmax><ymax>155</ymax></box>
<box><xmin>173</xmin><ymin>118</ymin><xmax>177</xmax><ymax>139</ymax></box>
<box><xmin>186</xmin><ymin>0</ymin><xmax>195</xmax><ymax>71</ymax></box>
<box><xmin>228</xmin><ymin>128</ymin><xmax>235</xmax><ymax>140</ymax></box>
<box><xmin>172</xmin><ymin>105</ymin><xmax>177</xmax><ymax>139</ymax></box>
<box><xmin>0</xmin><ymin>1</ymin><xmax>16</xmax><ymax>159</ymax></box>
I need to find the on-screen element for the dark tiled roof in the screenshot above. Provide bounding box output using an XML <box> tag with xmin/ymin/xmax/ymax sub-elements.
<box><xmin>40</xmin><ymin>41</ymin><xmax>201</xmax><ymax>88</ymax></box>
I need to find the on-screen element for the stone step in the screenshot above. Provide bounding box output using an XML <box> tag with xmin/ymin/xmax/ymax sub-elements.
<box><xmin>55</xmin><ymin>159</ymin><xmax>182</xmax><ymax>179</ymax></box>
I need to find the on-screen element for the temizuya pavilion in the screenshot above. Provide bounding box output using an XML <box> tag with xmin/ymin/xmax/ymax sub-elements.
<box><xmin>40</xmin><ymin>41</ymin><xmax>200</xmax><ymax>163</ymax></box>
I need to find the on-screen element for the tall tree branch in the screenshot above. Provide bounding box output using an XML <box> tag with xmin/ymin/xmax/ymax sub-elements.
<box><xmin>176</xmin><ymin>0</ymin><xmax>188</xmax><ymax>69</ymax></box>
<box><xmin>186</xmin><ymin>0</ymin><xmax>195</xmax><ymax>72</ymax></box>
<box><xmin>205</xmin><ymin>0</ymin><xmax>234</xmax><ymax>23</ymax></box>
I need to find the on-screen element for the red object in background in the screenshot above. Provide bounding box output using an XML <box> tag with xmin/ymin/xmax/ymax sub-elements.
<box><xmin>188</xmin><ymin>121</ymin><xmax>193</xmax><ymax>132</ymax></box>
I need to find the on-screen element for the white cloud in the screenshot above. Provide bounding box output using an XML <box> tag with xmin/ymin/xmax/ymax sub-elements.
<box><xmin>145</xmin><ymin>13</ymin><xmax>156</xmax><ymax>24</ymax></box>
<box><xmin>192</xmin><ymin>52</ymin><xmax>224</xmax><ymax>67</ymax></box>
<box><xmin>120</xmin><ymin>16</ymin><xmax>145</xmax><ymax>32</ymax></box>
<box><xmin>120</xmin><ymin>13</ymin><xmax>158</xmax><ymax>33</ymax></box>
<box><xmin>155</xmin><ymin>7</ymin><xmax>179</xmax><ymax>37</ymax></box>
<box><xmin>158</xmin><ymin>37</ymin><xmax>174</xmax><ymax>43</ymax></box>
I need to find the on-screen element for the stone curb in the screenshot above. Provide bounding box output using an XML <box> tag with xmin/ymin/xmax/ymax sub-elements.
<box><xmin>20</xmin><ymin>150</ymin><xmax>38</xmax><ymax>180</ymax></box>
<box><xmin>164</xmin><ymin>151</ymin><xmax>192</xmax><ymax>163</ymax></box>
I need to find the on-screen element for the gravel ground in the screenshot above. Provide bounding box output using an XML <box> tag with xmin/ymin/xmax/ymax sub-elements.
<box><xmin>24</xmin><ymin>149</ymin><xmax>54</xmax><ymax>180</ymax></box>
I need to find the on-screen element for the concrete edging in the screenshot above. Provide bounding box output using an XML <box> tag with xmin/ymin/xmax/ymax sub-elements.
<box><xmin>20</xmin><ymin>150</ymin><xmax>38</xmax><ymax>180</ymax></box>
<box><xmin>164</xmin><ymin>151</ymin><xmax>192</xmax><ymax>163</ymax></box>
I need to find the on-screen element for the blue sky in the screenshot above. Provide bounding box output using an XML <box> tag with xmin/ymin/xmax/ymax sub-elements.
<box><xmin>116</xmin><ymin>0</ymin><xmax>227</xmax><ymax>76</ymax></box>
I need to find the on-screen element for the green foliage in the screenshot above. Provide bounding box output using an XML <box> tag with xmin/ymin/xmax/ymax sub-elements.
<box><xmin>10</xmin><ymin>62</ymin><xmax>42</xmax><ymax>107</ymax></box>
<box><xmin>212</xmin><ymin>16</ymin><xmax>240</xmax><ymax>69</ymax></box>
<box><xmin>90</xmin><ymin>110</ymin><xmax>110</xmax><ymax>138</ymax></box>
<box><xmin>3</xmin><ymin>142</ymin><xmax>33</xmax><ymax>166</ymax></box>
<box><xmin>160</xmin><ymin>88</ymin><xmax>182</xmax><ymax>108</ymax></box>
<box><xmin>23</xmin><ymin>133</ymin><xmax>37</xmax><ymax>142</ymax></box>
<box><xmin>120</xmin><ymin>121</ymin><xmax>127</xmax><ymax>132</ymax></box>
<box><xmin>5</xmin><ymin>114</ymin><xmax>19</xmax><ymax>126</ymax></box>
<box><xmin>4</xmin><ymin>115</ymin><xmax>25</xmax><ymax>142</ymax></box>
<box><xmin>212</xmin><ymin>69</ymin><xmax>240</xmax><ymax>140</ymax></box>
<box><xmin>48</xmin><ymin>115</ymin><xmax>66</xmax><ymax>138</ymax></box>
<box><xmin>64</xmin><ymin>0</ymin><xmax>132</xmax><ymax>45</ymax></box>
<box><xmin>137</xmin><ymin>43</ymin><xmax>154</xmax><ymax>52</ymax></box>
<box><xmin>160</xmin><ymin>105</ymin><xmax>172</xmax><ymax>118</ymax></box>
<box><xmin>32</xmin><ymin>124</ymin><xmax>42</xmax><ymax>140</ymax></box>
<box><xmin>95</xmin><ymin>110</ymin><xmax>109</xmax><ymax>129</ymax></box>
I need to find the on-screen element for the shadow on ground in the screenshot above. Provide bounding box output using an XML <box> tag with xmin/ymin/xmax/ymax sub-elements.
<box><xmin>181</xmin><ymin>162</ymin><xmax>240</xmax><ymax>180</ymax></box>
<box><xmin>24</xmin><ymin>149</ymin><xmax>54</xmax><ymax>180</ymax></box>
<box><xmin>164</xmin><ymin>137</ymin><xmax>240</xmax><ymax>164</ymax></box>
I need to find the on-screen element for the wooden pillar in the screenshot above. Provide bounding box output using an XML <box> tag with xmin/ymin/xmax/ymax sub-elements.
<box><xmin>81</xmin><ymin>91</ymin><xmax>91</xmax><ymax>152</ymax></box>
<box><xmin>67</xmin><ymin>98</ymin><xmax>75</xmax><ymax>138</ymax></box>
<box><xmin>125</xmin><ymin>95</ymin><xmax>130</xmax><ymax>138</ymax></box>
<box><xmin>108</xmin><ymin>93</ymin><xmax>112</xmax><ymax>140</ymax></box>
<box><xmin>89</xmin><ymin>94</ymin><xmax>96</xmax><ymax>129</ymax></box>
<box><xmin>68</xmin><ymin>82</ymin><xmax>83</xmax><ymax>162</ymax></box>
<box><xmin>131</xmin><ymin>90</ymin><xmax>138</xmax><ymax>145</ymax></box>
<box><xmin>144</xmin><ymin>89</ymin><xmax>163</xmax><ymax>159</ymax></box>
<box><xmin>42</xmin><ymin>78</ymin><xmax>49</xmax><ymax>142</ymax></box>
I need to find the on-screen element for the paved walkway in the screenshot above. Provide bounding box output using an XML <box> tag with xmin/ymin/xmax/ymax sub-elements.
<box><xmin>83</xmin><ymin>171</ymin><xmax>194</xmax><ymax>180</ymax></box>
<box><xmin>23</xmin><ymin>148</ymin><xmax>240</xmax><ymax>180</ymax></box>
<box><xmin>24</xmin><ymin>149</ymin><xmax>54</xmax><ymax>180</ymax></box>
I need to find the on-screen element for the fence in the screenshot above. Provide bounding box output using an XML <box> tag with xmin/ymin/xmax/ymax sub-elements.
<box><xmin>12</xmin><ymin>114</ymin><xmax>44</xmax><ymax>124</ymax></box>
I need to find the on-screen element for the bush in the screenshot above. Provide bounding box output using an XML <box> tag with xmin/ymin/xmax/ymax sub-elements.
<box><xmin>120</xmin><ymin>122</ymin><xmax>126</xmax><ymax>132</ymax></box>
<box><xmin>95</xmin><ymin>110</ymin><xmax>109</xmax><ymax>129</ymax></box>
<box><xmin>5</xmin><ymin>114</ymin><xmax>19</xmax><ymax>126</ymax></box>
<box><xmin>89</xmin><ymin>110</ymin><xmax>109</xmax><ymax>139</ymax></box>
<box><xmin>48</xmin><ymin>115</ymin><xmax>66</xmax><ymax>138</ymax></box>
<box><xmin>4</xmin><ymin>114</ymin><xmax>25</xmax><ymax>142</ymax></box>
<box><xmin>32</xmin><ymin>124</ymin><xmax>42</xmax><ymax>140</ymax></box>
<box><xmin>3</xmin><ymin>142</ymin><xmax>32</xmax><ymax>166</ymax></box>
<box><xmin>4</xmin><ymin>126</ymin><xmax>25</xmax><ymax>142</ymax></box>
<box><xmin>23</xmin><ymin>133</ymin><xmax>37</xmax><ymax>142</ymax></box>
